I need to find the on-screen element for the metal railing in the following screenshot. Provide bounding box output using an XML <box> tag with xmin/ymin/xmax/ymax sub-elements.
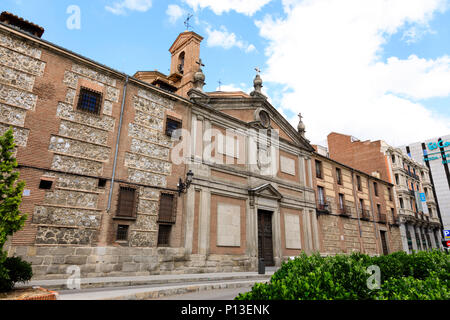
<box><xmin>360</xmin><ymin>209</ymin><xmax>371</xmax><ymax>221</ymax></box>
<box><xmin>317</xmin><ymin>201</ymin><xmax>330</xmax><ymax>213</ymax></box>
<box><xmin>378</xmin><ymin>213</ymin><xmax>387</xmax><ymax>223</ymax></box>
<box><xmin>338</xmin><ymin>205</ymin><xmax>353</xmax><ymax>217</ymax></box>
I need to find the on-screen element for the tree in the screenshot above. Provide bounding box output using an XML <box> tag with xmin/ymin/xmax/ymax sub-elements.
<box><xmin>0</xmin><ymin>128</ymin><xmax>26</xmax><ymax>253</ymax></box>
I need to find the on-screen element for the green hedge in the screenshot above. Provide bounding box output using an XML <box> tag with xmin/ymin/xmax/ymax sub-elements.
<box><xmin>0</xmin><ymin>252</ymin><xmax>33</xmax><ymax>293</ymax></box>
<box><xmin>236</xmin><ymin>250</ymin><xmax>450</xmax><ymax>300</ymax></box>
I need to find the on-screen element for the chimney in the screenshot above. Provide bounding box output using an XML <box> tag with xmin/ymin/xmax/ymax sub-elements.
<box><xmin>0</xmin><ymin>12</ymin><xmax>45</xmax><ymax>38</ymax></box>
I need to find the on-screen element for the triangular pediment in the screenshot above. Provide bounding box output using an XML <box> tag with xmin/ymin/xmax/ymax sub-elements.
<box><xmin>249</xmin><ymin>184</ymin><xmax>283</xmax><ymax>200</ymax></box>
<box><xmin>201</xmin><ymin>93</ymin><xmax>315</xmax><ymax>153</ymax></box>
<box><xmin>169</xmin><ymin>31</ymin><xmax>203</xmax><ymax>54</ymax></box>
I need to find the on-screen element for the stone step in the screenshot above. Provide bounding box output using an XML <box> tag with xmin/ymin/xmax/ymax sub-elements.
<box><xmin>16</xmin><ymin>271</ymin><xmax>274</xmax><ymax>291</ymax></box>
<box><xmin>57</xmin><ymin>278</ymin><xmax>270</xmax><ymax>300</ymax></box>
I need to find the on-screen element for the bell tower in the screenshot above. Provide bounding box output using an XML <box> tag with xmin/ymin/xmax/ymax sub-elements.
<box><xmin>168</xmin><ymin>31</ymin><xmax>204</xmax><ymax>98</ymax></box>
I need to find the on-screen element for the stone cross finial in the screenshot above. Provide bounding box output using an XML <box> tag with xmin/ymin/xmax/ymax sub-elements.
<box><xmin>218</xmin><ymin>79</ymin><xmax>222</xmax><ymax>91</ymax></box>
<box><xmin>255</xmin><ymin>67</ymin><xmax>261</xmax><ymax>75</ymax></box>
<box><xmin>297</xmin><ymin>113</ymin><xmax>306</xmax><ymax>137</ymax></box>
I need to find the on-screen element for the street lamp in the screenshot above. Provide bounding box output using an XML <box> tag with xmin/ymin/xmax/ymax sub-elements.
<box><xmin>178</xmin><ymin>170</ymin><xmax>194</xmax><ymax>195</ymax></box>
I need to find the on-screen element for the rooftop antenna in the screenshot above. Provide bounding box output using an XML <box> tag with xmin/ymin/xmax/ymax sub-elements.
<box><xmin>184</xmin><ymin>13</ymin><xmax>193</xmax><ymax>31</ymax></box>
<box><xmin>218</xmin><ymin>79</ymin><xmax>222</xmax><ymax>91</ymax></box>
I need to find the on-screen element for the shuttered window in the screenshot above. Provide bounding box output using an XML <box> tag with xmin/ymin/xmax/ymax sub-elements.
<box><xmin>117</xmin><ymin>186</ymin><xmax>137</xmax><ymax>218</ymax></box>
<box><xmin>158</xmin><ymin>193</ymin><xmax>177</xmax><ymax>224</ymax></box>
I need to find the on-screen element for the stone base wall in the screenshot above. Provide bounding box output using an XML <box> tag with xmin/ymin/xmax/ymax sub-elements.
<box><xmin>6</xmin><ymin>245</ymin><xmax>256</xmax><ymax>280</ymax></box>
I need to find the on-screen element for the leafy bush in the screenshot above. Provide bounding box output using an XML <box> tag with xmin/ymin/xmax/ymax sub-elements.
<box><xmin>0</xmin><ymin>254</ymin><xmax>33</xmax><ymax>293</ymax></box>
<box><xmin>236</xmin><ymin>250</ymin><xmax>450</xmax><ymax>300</ymax></box>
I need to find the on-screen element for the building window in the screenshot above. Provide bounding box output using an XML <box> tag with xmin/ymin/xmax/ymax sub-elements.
<box><xmin>317</xmin><ymin>186</ymin><xmax>325</xmax><ymax>204</ymax></box>
<box><xmin>429</xmin><ymin>207</ymin><xmax>433</xmax><ymax>217</ymax></box>
<box><xmin>165</xmin><ymin>117</ymin><xmax>182</xmax><ymax>140</ymax></box>
<box><xmin>391</xmin><ymin>208</ymin><xmax>395</xmax><ymax>221</ymax></box>
<box><xmin>391</xmin><ymin>154</ymin><xmax>396</xmax><ymax>163</ymax></box>
<box><xmin>336</xmin><ymin>168</ymin><xmax>342</xmax><ymax>185</ymax></box>
<box><xmin>356</xmin><ymin>175</ymin><xmax>362</xmax><ymax>191</ymax></box>
<box><xmin>406</xmin><ymin>228</ymin><xmax>413</xmax><ymax>252</ymax></box>
<box><xmin>359</xmin><ymin>199</ymin><xmax>364</xmax><ymax>211</ymax></box>
<box><xmin>395</xmin><ymin>174</ymin><xmax>399</xmax><ymax>185</ymax></box>
<box><xmin>338</xmin><ymin>193</ymin><xmax>345</xmax><ymax>210</ymax></box>
<box><xmin>116</xmin><ymin>225</ymin><xmax>129</xmax><ymax>241</ymax></box>
<box><xmin>377</xmin><ymin>204</ymin><xmax>381</xmax><ymax>215</ymax></box>
<box><xmin>77</xmin><ymin>87</ymin><xmax>102</xmax><ymax>115</ymax></box>
<box><xmin>374</xmin><ymin>182</ymin><xmax>378</xmax><ymax>197</ymax></box>
<box><xmin>388</xmin><ymin>187</ymin><xmax>393</xmax><ymax>201</ymax></box>
<box><xmin>315</xmin><ymin>160</ymin><xmax>323</xmax><ymax>179</ymax></box>
<box><xmin>157</xmin><ymin>224</ymin><xmax>172</xmax><ymax>247</ymax></box>
<box><xmin>158</xmin><ymin>193</ymin><xmax>177</xmax><ymax>224</ymax></box>
<box><xmin>98</xmin><ymin>179</ymin><xmax>107</xmax><ymax>189</ymax></box>
<box><xmin>399</xmin><ymin>198</ymin><xmax>404</xmax><ymax>209</ymax></box>
<box><xmin>39</xmin><ymin>179</ymin><xmax>53</xmax><ymax>190</ymax></box>
<box><xmin>116</xmin><ymin>186</ymin><xmax>137</xmax><ymax>218</ymax></box>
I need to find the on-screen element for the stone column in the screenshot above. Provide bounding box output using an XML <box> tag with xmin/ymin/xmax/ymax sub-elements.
<box><xmin>183</xmin><ymin>187</ymin><xmax>196</xmax><ymax>255</ymax></box>
<box><xmin>198</xmin><ymin>188</ymin><xmax>211</xmax><ymax>255</ymax></box>
<box><xmin>399</xmin><ymin>223</ymin><xmax>409</xmax><ymax>254</ymax></box>
<box><xmin>305</xmin><ymin>158</ymin><xmax>313</xmax><ymax>188</ymax></box>
<box><xmin>428</xmin><ymin>228</ymin><xmax>436</xmax><ymax>249</ymax></box>
<box><xmin>298</xmin><ymin>155</ymin><xmax>306</xmax><ymax>187</ymax></box>
<box><xmin>409</xmin><ymin>224</ymin><xmax>419</xmax><ymax>252</ymax></box>
<box><xmin>310</xmin><ymin>209</ymin><xmax>320</xmax><ymax>252</ymax></box>
<box><xmin>246</xmin><ymin>202</ymin><xmax>258</xmax><ymax>259</ymax></box>
<box><xmin>272</xmin><ymin>205</ymin><xmax>282</xmax><ymax>267</ymax></box>
<box><xmin>302</xmin><ymin>210</ymin><xmax>311</xmax><ymax>253</ymax></box>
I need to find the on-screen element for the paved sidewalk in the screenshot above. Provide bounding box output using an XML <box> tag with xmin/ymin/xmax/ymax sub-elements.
<box><xmin>16</xmin><ymin>271</ymin><xmax>275</xmax><ymax>300</ymax></box>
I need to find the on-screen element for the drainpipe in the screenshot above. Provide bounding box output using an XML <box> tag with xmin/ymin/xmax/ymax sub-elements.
<box><xmin>107</xmin><ymin>75</ymin><xmax>129</xmax><ymax>212</ymax></box>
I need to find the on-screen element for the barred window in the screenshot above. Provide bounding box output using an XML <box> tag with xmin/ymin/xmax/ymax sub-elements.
<box><xmin>117</xmin><ymin>186</ymin><xmax>137</xmax><ymax>218</ymax></box>
<box><xmin>158</xmin><ymin>193</ymin><xmax>177</xmax><ymax>224</ymax></box>
<box><xmin>157</xmin><ymin>224</ymin><xmax>172</xmax><ymax>247</ymax></box>
<box><xmin>77</xmin><ymin>87</ymin><xmax>102</xmax><ymax>115</ymax></box>
<box><xmin>116</xmin><ymin>225</ymin><xmax>129</xmax><ymax>241</ymax></box>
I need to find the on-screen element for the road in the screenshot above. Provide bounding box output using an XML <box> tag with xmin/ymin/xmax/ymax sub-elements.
<box><xmin>155</xmin><ymin>286</ymin><xmax>253</xmax><ymax>300</ymax></box>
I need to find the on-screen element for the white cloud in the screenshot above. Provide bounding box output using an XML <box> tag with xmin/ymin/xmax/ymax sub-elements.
<box><xmin>106</xmin><ymin>0</ymin><xmax>152</xmax><ymax>15</ymax></box>
<box><xmin>166</xmin><ymin>4</ymin><xmax>186</xmax><ymax>24</ymax></box>
<box><xmin>205</xmin><ymin>26</ymin><xmax>256</xmax><ymax>53</ymax></box>
<box><xmin>183</xmin><ymin>0</ymin><xmax>272</xmax><ymax>16</ymax></box>
<box><xmin>256</xmin><ymin>0</ymin><xmax>450</xmax><ymax>146</ymax></box>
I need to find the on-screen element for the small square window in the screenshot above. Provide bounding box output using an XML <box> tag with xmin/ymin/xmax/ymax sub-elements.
<box><xmin>116</xmin><ymin>225</ymin><xmax>129</xmax><ymax>241</ymax></box>
<box><xmin>165</xmin><ymin>118</ymin><xmax>182</xmax><ymax>139</ymax></box>
<box><xmin>77</xmin><ymin>87</ymin><xmax>102</xmax><ymax>115</ymax></box>
<box><xmin>98</xmin><ymin>179</ymin><xmax>107</xmax><ymax>188</ymax></box>
<box><xmin>39</xmin><ymin>179</ymin><xmax>53</xmax><ymax>190</ymax></box>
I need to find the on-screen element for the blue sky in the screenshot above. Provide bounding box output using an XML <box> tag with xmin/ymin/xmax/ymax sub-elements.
<box><xmin>2</xmin><ymin>0</ymin><xmax>450</xmax><ymax>146</ymax></box>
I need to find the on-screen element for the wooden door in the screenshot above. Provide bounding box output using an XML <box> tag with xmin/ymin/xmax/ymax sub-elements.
<box><xmin>258</xmin><ymin>210</ymin><xmax>274</xmax><ymax>266</ymax></box>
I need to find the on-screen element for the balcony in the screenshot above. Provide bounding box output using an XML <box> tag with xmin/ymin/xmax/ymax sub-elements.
<box><xmin>378</xmin><ymin>213</ymin><xmax>387</xmax><ymax>223</ymax></box>
<box><xmin>338</xmin><ymin>205</ymin><xmax>352</xmax><ymax>217</ymax></box>
<box><xmin>360</xmin><ymin>209</ymin><xmax>371</xmax><ymax>221</ymax></box>
<box><xmin>317</xmin><ymin>201</ymin><xmax>330</xmax><ymax>214</ymax></box>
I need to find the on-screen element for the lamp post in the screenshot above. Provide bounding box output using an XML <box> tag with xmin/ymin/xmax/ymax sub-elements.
<box><xmin>178</xmin><ymin>170</ymin><xmax>194</xmax><ymax>196</ymax></box>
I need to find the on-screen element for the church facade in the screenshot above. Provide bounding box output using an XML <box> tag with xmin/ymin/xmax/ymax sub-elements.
<box><xmin>0</xmin><ymin>12</ymin><xmax>402</xmax><ymax>280</ymax></box>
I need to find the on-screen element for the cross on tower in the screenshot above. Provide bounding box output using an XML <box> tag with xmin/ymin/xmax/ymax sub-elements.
<box><xmin>218</xmin><ymin>80</ymin><xmax>222</xmax><ymax>91</ymax></box>
<box><xmin>184</xmin><ymin>13</ymin><xmax>193</xmax><ymax>31</ymax></box>
<box><xmin>298</xmin><ymin>113</ymin><xmax>303</xmax><ymax>121</ymax></box>
<box><xmin>255</xmin><ymin>67</ymin><xmax>261</xmax><ymax>75</ymax></box>
<box><xmin>196</xmin><ymin>59</ymin><xmax>205</xmax><ymax>70</ymax></box>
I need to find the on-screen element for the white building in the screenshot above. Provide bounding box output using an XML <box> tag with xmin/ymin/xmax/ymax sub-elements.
<box><xmin>400</xmin><ymin>135</ymin><xmax>450</xmax><ymax>235</ymax></box>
